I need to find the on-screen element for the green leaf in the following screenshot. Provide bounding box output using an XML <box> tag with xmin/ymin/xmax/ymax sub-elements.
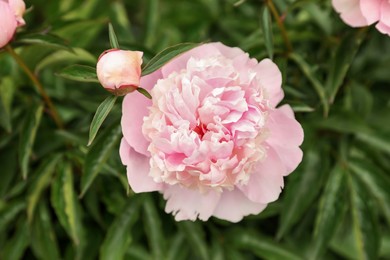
<box><xmin>350</xmin><ymin>159</ymin><xmax>390</xmax><ymax>226</ymax></box>
<box><xmin>167</xmin><ymin>233</ymin><xmax>188</xmax><ymax>260</ymax></box>
<box><xmin>277</xmin><ymin>149</ymin><xmax>326</xmax><ymax>239</ymax></box>
<box><xmin>1</xmin><ymin>220</ymin><xmax>29</xmax><ymax>260</ymax></box>
<box><xmin>19</xmin><ymin>104</ymin><xmax>43</xmax><ymax>179</ymax></box>
<box><xmin>27</xmin><ymin>155</ymin><xmax>61</xmax><ymax>222</ymax></box>
<box><xmin>142</xmin><ymin>43</ymin><xmax>200</xmax><ymax>76</ymax></box>
<box><xmin>108</xmin><ymin>23</ymin><xmax>120</xmax><ymax>49</ymax></box>
<box><xmin>230</xmin><ymin>230</ymin><xmax>302</xmax><ymax>260</ymax></box>
<box><xmin>56</xmin><ymin>64</ymin><xmax>99</xmax><ymax>83</ymax></box>
<box><xmin>326</xmin><ymin>29</ymin><xmax>366</xmax><ymax>104</ymax></box>
<box><xmin>0</xmin><ymin>77</ymin><xmax>15</xmax><ymax>132</ymax></box>
<box><xmin>347</xmin><ymin>172</ymin><xmax>380</xmax><ymax>260</ymax></box>
<box><xmin>17</xmin><ymin>33</ymin><xmax>71</xmax><ymax>50</ymax></box>
<box><xmin>100</xmin><ymin>199</ymin><xmax>141</xmax><ymax>260</ymax></box>
<box><xmin>261</xmin><ymin>7</ymin><xmax>273</xmax><ymax>59</ymax></box>
<box><xmin>30</xmin><ymin>202</ymin><xmax>61</xmax><ymax>260</ymax></box>
<box><xmin>144</xmin><ymin>0</ymin><xmax>159</xmax><ymax>48</ymax></box>
<box><xmin>289</xmin><ymin>53</ymin><xmax>329</xmax><ymax>116</ymax></box>
<box><xmin>143</xmin><ymin>195</ymin><xmax>164</xmax><ymax>260</ymax></box>
<box><xmin>81</xmin><ymin>123</ymin><xmax>122</xmax><ymax>197</ymax></box>
<box><xmin>179</xmin><ymin>222</ymin><xmax>209</xmax><ymax>260</ymax></box>
<box><xmin>51</xmin><ymin>162</ymin><xmax>84</xmax><ymax>245</ymax></box>
<box><xmin>0</xmin><ymin>145</ymin><xmax>17</xmax><ymax>197</ymax></box>
<box><xmin>88</xmin><ymin>95</ymin><xmax>117</xmax><ymax>146</ymax></box>
<box><xmin>137</xmin><ymin>87</ymin><xmax>152</xmax><ymax>99</ymax></box>
<box><xmin>310</xmin><ymin>164</ymin><xmax>346</xmax><ymax>259</ymax></box>
<box><xmin>0</xmin><ymin>200</ymin><xmax>25</xmax><ymax>233</ymax></box>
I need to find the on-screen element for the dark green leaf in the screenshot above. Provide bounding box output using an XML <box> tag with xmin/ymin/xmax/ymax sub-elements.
<box><xmin>167</xmin><ymin>233</ymin><xmax>188</xmax><ymax>260</ymax></box>
<box><xmin>0</xmin><ymin>145</ymin><xmax>17</xmax><ymax>197</ymax></box>
<box><xmin>142</xmin><ymin>43</ymin><xmax>200</xmax><ymax>76</ymax></box>
<box><xmin>27</xmin><ymin>154</ymin><xmax>61</xmax><ymax>222</ymax></box>
<box><xmin>1</xmin><ymin>220</ymin><xmax>29</xmax><ymax>260</ymax></box>
<box><xmin>310</xmin><ymin>164</ymin><xmax>346</xmax><ymax>259</ymax></box>
<box><xmin>19</xmin><ymin>104</ymin><xmax>43</xmax><ymax>179</ymax></box>
<box><xmin>144</xmin><ymin>0</ymin><xmax>159</xmax><ymax>48</ymax></box>
<box><xmin>0</xmin><ymin>200</ymin><xmax>25</xmax><ymax>233</ymax></box>
<box><xmin>143</xmin><ymin>195</ymin><xmax>164</xmax><ymax>260</ymax></box>
<box><xmin>81</xmin><ymin>123</ymin><xmax>121</xmax><ymax>197</ymax></box>
<box><xmin>347</xmin><ymin>172</ymin><xmax>380</xmax><ymax>260</ymax></box>
<box><xmin>100</xmin><ymin>199</ymin><xmax>141</xmax><ymax>260</ymax></box>
<box><xmin>17</xmin><ymin>33</ymin><xmax>71</xmax><ymax>50</ymax></box>
<box><xmin>108</xmin><ymin>23</ymin><xmax>120</xmax><ymax>49</ymax></box>
<box><xmin>88</xmin><ymin>95</ymin><xmax>117</xmax><ymax>146</ymax></box>
<box><xmin>51</xmin><ymin>162</ymin><xmax>84</xmax><ymax>245</ymax></box>
<box><xmin>261</xmin><ymin>7</ymin><xmax>273</xmax><ymax>59</ymax></box>
<box><xmin>137</xmin><ymin>87</ymin><xmax>152</xmax><ymax>99</ymax></box>
<box><xmin>179</xmin><ymin>222</ymin><xmax>209</xmax><ymax>260</ymax></box>
<box><xmin>326</xmin><ymin>29</ymin><xmax>366</xmax><ymax>104</ymax></box>
<box><xmin>56</xmin><ymin>64</ymin><xmax>99</xmax><ymax>83</ymax></box>
<box><xmin>30</xmin><ymin>202</ymin><xmax>61</xmax><ymax>260</ymax></box>
<box><xmin>289</xmin><ymin>53</ymin><xmax>329</xmax><ymax>116</ymax></box>
<box><xmin>0</xmin><ymin>77</ymin><xmax>15</xmax><ymax>132</ymax></box>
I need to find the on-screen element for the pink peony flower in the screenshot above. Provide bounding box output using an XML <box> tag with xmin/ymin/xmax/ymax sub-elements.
<box><xmin>0</xmin><ymin>1</ymin><xmax>17</xmax><ymax>48</ymax></box>
<box><xmin>96</xmin><ymin>49</ymin><xmax>143</xmax><ymax>96</ymax></box>
<box><xmin>120</xmin><ymin>42</ymin><xmax>304</xmax><ymax>222</ymax></box>
<box><xmin>332</xmin><ymin>0</ymin><xmax>390</xmax><ymax>36</ymax></box>
<box><xmin>8</xmin><ymin>0</ymin><xmax>26</xmax><ymax>27</ymax></box>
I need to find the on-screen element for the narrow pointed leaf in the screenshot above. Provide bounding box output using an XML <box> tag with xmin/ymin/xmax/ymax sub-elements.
<box><xmin>17</xmin><ymin>33</ymin><xmax>71</xmax><ymax>50</ymax></box>
<box><xmin>261</xmin><ymin>7</ymin><xmax>273</xmax><ymax>59</ymax></box>
<box><xmin>57</xmin><ymin>64</ymin><xmax>99</xmax><ymax>83</ymax></box>
<box><xmin>143</xmin><ymin>195</ymin><xmax>164</xmax><ymax>260</ymax></box>
<box><xmin>179</xmin><ymin>222</ymin><xmax>209</xmax><ymax>260</ymax></box>
<box><xmin>100</xmin><ymin>199</ymin><xmax>141</xmax><ymax>260</ymax></box>
<box><xmin>311</xmin><ymin>164</ymin><xmax>346</xmax><ymax>259</ymax></box>
<box><xmin>347</xmin><ymin>172</ymin><xmax>380</xmax><ymax>260</ymax></box>
<box><xmin>88</xmin><ymin>95</ymin><xmax>117</xmax><ymax>146</ymax></box>
<box><xmin>2</xmin><ymin>221</ymin><xmax>29</xmax><ymax>259</ymax></box>
<box><xmin>137</xmin><ymin>87</ymin><xmax>152</xmax><ymax>99</ymax></box>
<box><xmin>0</xmin><ymin>77</ymin><xmax>15</xmax><ymax>132</ymax></box>
<box><xmin>81</xmin><ymin>123</ymin><xmax>121</xmax><ymax>197</ymax></box>
<box><xmin>0</xmin><ymin>200</ymin><xmax>25</xmax><ymax>233</ymax></box>
<box><xmin>19</xmin><ymin>104</ymin><xmax>43</xmax><ymax>179</ymax></box>
<box><xmin>108</xmin><ymin>23</ymin><xmax>120</xmax><ymax>49</ymax></box>
<box><xmin>27</xmin><ymin>154</ymin><xmax>61</xmax><ymax>222</ymax></box>
<box><xmin>142</xmin><ymin>43</ymin><xmax>200</xmax><ymax>76</ymax></box>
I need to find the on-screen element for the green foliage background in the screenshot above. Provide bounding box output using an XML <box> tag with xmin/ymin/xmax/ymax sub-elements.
<box><xmin>1</xmin><ymin>0</ymin><xmax>390</xmax><ymax>259</ymax></box>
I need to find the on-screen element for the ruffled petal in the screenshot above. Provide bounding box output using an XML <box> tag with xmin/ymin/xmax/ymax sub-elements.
<box><xmin>332</xmin><ymin>0</ymin><xmax>369</xmax><ymax>27</ymax></box>
<box><xmin>163</xmin><ymin>186</ymin><xmax>221</xmax><ymax>221</ymax></box>
<box><xmin>121</xmin><ymin>70</ymin><xmax>162</xmax><ymax>155</ymax></box>
<box><xmin>120</xmin><ymin>138</ymin><xmax>163</xmax><ymax>193</ymax></box>
<box><xmin>213</xmin><ymin>189</ymin><xmax>267</xmax><ymax>222</ymax></box>
<box><xmin>359</xmin><ymin>0</ymin><xmax>381</xmax><ymax>24</ymax></box>
<box><xmin>238</xmin><ymin>147</ymin><xmax>285</xmax><ymax>204</ymax></box>
<box><xmin>265</xmin><ymin>105</ymin><xmax>304</xmax><ymax>173</ymax></box>
<box><xmin>254</xmin><ymin>59</ymin><xmax>283</xmax><ymax>107</ymax></box>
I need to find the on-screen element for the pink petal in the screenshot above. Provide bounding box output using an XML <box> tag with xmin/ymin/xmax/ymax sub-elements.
<box><xmin>0</xmin><ymin>1</ymin><xmax>17</xmax><ymax>48</ymax></box>
<box><xmin>379</xmin><ymin>0</ymin><xmax>390</xmax><ymax>27</ymax></box>
<box><xmin>120</xmin><ymin>138</ymin><xmax>163</xmax><ymax>193</ymax></box>
<box><xmin>254</xmin><ymin>59</ymin><xmax>283</xmax><ymax>107</ymax></box>
<box><xmin>376</xmin><ymin>21</ymin><xmax>390</xmax><ymax>36</ymax></box>
<box><xmin>121</xmin><ymin>70</ymin><xmax>162</xmax><ymax>155</ymax></box>
<box><xmin>211</xmin><ymin>42</ymin><xmax>246</xmax><ymax>59</ymax></box>
<box><xmin>332</xmin><ymin>0</ymin><xmax>369</xmax><ymax>27</ymax></box>
<box><xmin>213</xmin><ymin>189</ymin><xmax>267</xmax><ymax>222</ymax></box>
<box><xmin>265</xmin><ymin>105</ymin><xmax>304</xmax><ymax>173</ymax></box>
<box><xmin>359</xmin><ymin>0</ymin><xmax>381</xmax><ymax>24</ymax></box>
<box><xmin>161</xmin><ymin>43</ymin><xmax>222</xmax><ymax>77</ymax></box>
<box><xmin>238</xmin><ymin>147</ymin><xmax>285</xmax><ymax>204</ymax></box>
<box><xmin>163</xmin><ymin>186</ymin><xmax>221</xmax><ymax>221</ymax></box>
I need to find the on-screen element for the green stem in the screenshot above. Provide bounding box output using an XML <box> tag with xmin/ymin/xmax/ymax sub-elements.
<box><xmin>265</xmin><ymin>0</ymin><xmax>293</xmax><ymax>55</ymax></box>
<box><xmin>5</xmin><ymin>45</ymin><xmax>64</xmax><ymax>129</ymax></box>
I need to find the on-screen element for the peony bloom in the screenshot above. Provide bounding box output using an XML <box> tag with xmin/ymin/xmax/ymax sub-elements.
<box><xmin>96</xmin><ymin>49</ymin><xmax>143</xmax><ymax>96</ymax></box>
<box><xmin>0</xmin><ymin>0</ymin><xmax>25</xmax><ymax>48</ymax></box>
<box><xmin>332</xmin><ymin>0</ymin><xmax>390</xmax><ymax>36</ymax></box>
<box><xmin>120</xmin><ymin>42</ymin><xmax>304</xmax><ymax>222</ymax></box>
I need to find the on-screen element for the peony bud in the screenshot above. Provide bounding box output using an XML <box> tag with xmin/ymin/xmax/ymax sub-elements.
<box><xmin>96</xmin><ymin>49</ymin><xmax>143</xmax><ymax>96</ymax></box>
<box><xmin>0</xmin><ymin>1</ymin><xmax>17</xmax><ymax>48</ymax></box>
<box><xmin>8</xmin><ymin>0</ymin><xmax>26</xmax><ymax>27</ymax></box>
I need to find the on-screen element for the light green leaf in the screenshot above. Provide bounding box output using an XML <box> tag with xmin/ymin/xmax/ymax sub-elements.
<box><xmin>81</xmin><ymin>123</ymin><xmax>121</xmax><ymax>197</ymax></box>
<box><xmin>56</xmin><ymin>64</ymin><xmax>99</xmax><ymax>83</ymax></box>
<box><xmin>142</xmin><ymin>43</ymin><xmax>200</xmax><ymax>76</ymax></box>
<box><xmin>179</xmin><ymin>222</ymin><xmax>209</xmax><ymax>260</ymax></box>
<box><xmin>30</xmin><ymin>202</ymin><xmax>61</xmax><ymax>260</ymax></box>
<box><xmin>310</xmin><ymin>164</ymin><xmax>346</xmax><ymax>259</ymax></box>
<box><xmin>347</xmin><ymin>172</ymin><xmax>380</xmax><ymax>260</ymax></box>
<box><xmin>230</xmin><ymin>230</ymin><xmax>302</xmax><ymax>260</ymax></box>
<box><xmin>19</xmin><ymin>104</ymin><xmax>43</xmax><ymax>179</ymax></box>
<box><xmin>100</xmin><ymin>199</ymin><xmax>141</xmax><ymax>260</ymax></box>
<box><xmin>108</xmin><ymin>23</ymin><xmax>120</xmax><ymax>49</ymax></box>
<box><xmin>289</xmin><ymin>53</ymin><xmax>329</xmax><ymax>116</ymax></box>
<box><xmin>261</xmin><ymin>7</ymin><xmax>273</xmax><ymax>59</ymax></box>
<box><xmin>88</xmin><ymin>95</ymin><xmax>117</xmax><ymax>146</ymax></box>
<box><xmin>51</xmin><ymin>162</ymin><xmax>84</xmax><ymax>245</ymax></box>
<box><xmin>27</xmin><ymin>155</ymin><xmax>61</xmax><ymax>222</ymax></box>
<box><xmin>143</xmin><ymin>195</ymin><xmax>164</xmax><ymax>260</ymax></box>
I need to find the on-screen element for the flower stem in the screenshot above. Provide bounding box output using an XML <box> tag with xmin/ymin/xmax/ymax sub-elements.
<box><xmin>265</xmin><ymin>0</ymin><xmax>293</xmax><ymax>54</ymax></box>
<box><xmin>5</xmin><ymin>45</ymin><xmax>64</xmax><ymax>129</ymax></box>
